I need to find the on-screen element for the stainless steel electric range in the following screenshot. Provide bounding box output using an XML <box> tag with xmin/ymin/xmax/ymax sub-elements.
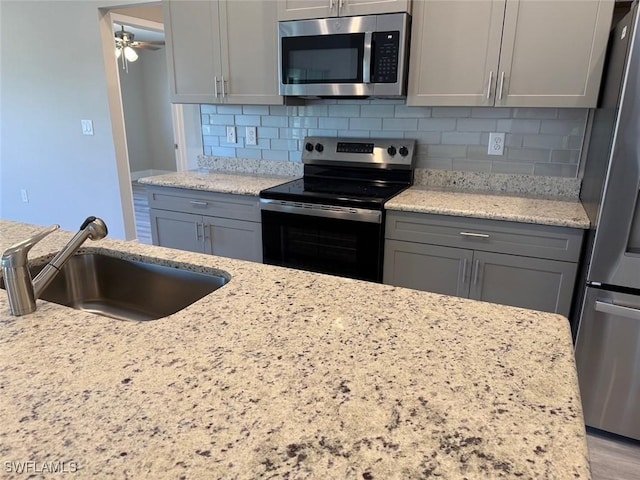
<box><xmin>259</xmin><ymin>136</ymin><xmax>415</xmax><ymax>282</ymax></box>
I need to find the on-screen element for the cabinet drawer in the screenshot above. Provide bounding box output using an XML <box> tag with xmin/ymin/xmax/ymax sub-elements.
<box><xmin>147</xmin><ymin>187</ymin><xmax>260</xmax><ymax>222</ymax></box>
<box><xmin>385</xmin><ymin>211</ymin><xmax>583</xmax><ymax>262</ymax></box>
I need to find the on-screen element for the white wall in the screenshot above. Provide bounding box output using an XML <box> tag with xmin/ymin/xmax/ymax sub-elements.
<box><xmin>120</xmin><ymin>54</ymin><xmax>149</xmax><ymax>173</ymax></box>
<box><xmin>0</xmin><ymin>0</ymin><xmax>153</xmax><ymax>239</ymax></box>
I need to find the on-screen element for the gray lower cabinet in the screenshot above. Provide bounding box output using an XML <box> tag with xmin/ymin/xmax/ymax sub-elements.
<box><xmin>384</xmin><ymin>212</ymin><xmax>584</xmax><ymax>316</ymax></box>
<box><xmin>148</xmin><ymin>186</ymin><xmax>262</xmax><ymax>262</ymax></box>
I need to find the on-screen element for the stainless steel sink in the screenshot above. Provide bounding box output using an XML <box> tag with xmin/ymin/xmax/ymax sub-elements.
<box><xmin>0</xmin><ymin>253</ymin><xmax>229</xmax><ymax>321</ymax></box>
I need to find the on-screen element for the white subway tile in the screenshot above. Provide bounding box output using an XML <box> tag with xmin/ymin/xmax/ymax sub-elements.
<box><xmin>279</xmin><ymin>128</ymin><xmax>307</xmax><ymax>139</ymax></box>
<box><xmin>242</xmin><ymin>105</ymin><xmax>270</xmax><ymax>115</ymax></box>
<box><xmin>427</xmin><ymin>145</ymin><xmax>468</xmax><ymax>158</ymax></box>
<box><xmin>211</xmin><ymin>146</ymin><xmax>236</xmax><ymax>157</ymax></box>
<box><xmin>550</xmin><ymin>150</ymin><xmax>580</xmax><ymax>164</ymax></box>
<box><xmin>369</xmin><ymin>99</ymin><xmax>404</xmax><ymax>105</ymax></box>
<box><xmin>383</xmin><ymin>118</ymin><xmax>418</xmax><ymax>131</ymax></box>
<box><xmin>441</xmin><ymin>132</ymin><xmax>482</xmax><ymax>145</ymax></box>
<box><xmin>319</xmin><ymin>117</ymin><xmax>349</xmax><ymax>130</ymax></box>
<box><xmin>201</xmin><ymin>105</ymin><xmax>217</xmax><ymax>114</ymax></box>
<box><xmin>289</xmin><ymin>117</ymin><xmax>318</xmax><ymax>128</ymax></box>
<box><xmin>513</xmin><ymin>108</ymin><xmax>557</xmax><ymax>119</ymax></box>
<box><xmin>470</xmin><ymin>107</ymin><xmax>512</xmax><ymax>118</ymax></box>
<box><xmin>490</xmin><ymin>161</ymin><xmax>535</xmax><ymax>175</ymax></box>
<box><xmin>417</xmin><ymin>118</ymin><xmax>456</xmax><ymax>131</ymax></box>
<box><xmin>452</xmin><ymin>159</ymin><xmax>492</xmax><ymax>172</ymax></box>
<box><xmin>220</xmin><ymin>137</ymin><xmax>244</xmax><ymax>148</ymax></box>
<box><xmin>203</xmin><ymin>146</ymin><xmax>213</xmax><ymax>156</ymax></box>
<box><xmin>432</xmin><ymin>107</ymin><xmax>471</xmax><ymax>118</ymax></box>
<box><xmin>297</xmin><ymin>105</ymin><xmax>328</xmax><ymax>116</ymax></box>
<box><xmin>394</xmin><ymin>105</ymin><xmax>432</xmax><ymax>118</ymax></box>
<box><xmin>505</xmin><ymin>133</ymin><xmax>524</xmax><ymax>148</ymax></box>
<box><xmin>416</xmin><ymin>156</ymin><xmax>453</xmax><ymax>170</ymax></box>
<box><xmin>271</xmin><ymin>139</ymin><xmax>300</xmax><ymax>150</ymax></box>
<box><xmin>289</xmin><ymin>150</ymin><xmax>302</xmax><ymax>162</ymax></box>
<box><xmin>328</xmin><ymin>105</ymin><xmax>360</xmax><ymax>117</ymax></box>
<box><xmin>506</xmin><ymin>148</ymin><xmax>551</xmax><ymax>163</ymax></box>
<box><xmin>236</xmin><ymin>148</ymin><xmax>262</xmax><ymax>160</ymax></box>
<box><xmin>201</xmin><ymin>114</ymin><xmax>209</xmax><ymax>125</ymax></box>
<box><xmin>243</xmin><ymin>138</ymin><xmax>270</xmax><ymax>149</ymax></box>
<box><xmin>558</xmin><ymin>109</ymin><xmax>588</xmax><ymax>121</ymax></box>
<box><xmin>217</xmin><ymin>105</ymin><xmax>243</xmax><ymax>115</ymax></box>
<box><xmin>203</xmin><ymin>135</ymin><xmax>219</xmax><ymax>147</ymax></box>
<box><xmin>540</xmin><ymin>119</ymin><xmax>585</xmax><ymax>136</ymax></box>
<box><xmin>522</xmin><ymin>134</ymin><xmax>567</xmax><ymax>149</ymax></box>
<box><xmin>209</xmin><ymin>114</ymin><xmax>235</xmax><ymax>125</ymax></box>
<box><xmin>408</xmin><ymin>131</ymin><xmax>441</xmax><ymax>144</ymax></box>
<box><xmin>496</xmin><ymin>119</ymin><xmax>541</xmax><ymax>134</ymax></box>
<box><xmin>261</xmin><ymin>116</ymin><xmax>288</xmax><ymax>128</ymax></box>
<box><xmin>534</xmin><ymin>163</ymin><xmax>578</xmax><ymax>178</ymax></box>
<box><xmin>235</xmin><ymin>115</ymin><xmax>261</xmax><ymax>126</ymax></box>
<box><xmin>308</xmin><ymin>128</ymin><xmax>338</xmax><ymax>137</ymax></box>
<box><xmin>257</xmin><ymin>127</ymin><xmax>279</xmax><ymax>139</ymax></box>
<box><xmin>341</xmin><ymin>130</ymin><xmax>370</xmax><ymax>138</ymax></box>
<box><xmin>262</xmin><ymin>149</ymin><xmax>290</xmax><ymax>161</ymax></box>
<box><xmin>568</xmin><ymin>136</ymin><xmax>584</xmax><ymax>149</ymax></box>
<box><xmin>361</xmin><ymin>105</ymin><xmax>395</xmax><ymax>117</ymax></box>
<box><xmin>349</xmin><ymin>118</ymin><xmax>382</xmax><ymax>130</ymax></box>
<box><xmin>456</xmin><ymin>118</ymin><xmax>497</xmax><ymax>132</ymax></box>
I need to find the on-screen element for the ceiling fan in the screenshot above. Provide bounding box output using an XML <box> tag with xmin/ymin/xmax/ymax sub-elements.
<box><xmin>114</xmin><ymin>25</ymin><xmax>165</xmax><ymax>71</ymax></box>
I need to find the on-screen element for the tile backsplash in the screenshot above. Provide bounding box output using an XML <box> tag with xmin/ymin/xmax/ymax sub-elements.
<box><xmin>200</xmin><ymin>100</ymin><xmax>588</xmax><ymax>178</ymax></box>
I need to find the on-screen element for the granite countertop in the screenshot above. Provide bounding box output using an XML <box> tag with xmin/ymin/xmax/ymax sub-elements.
<box><xmin>0</xmin><ymin>220</ymin><xmax>590</xmax><ymax>479</ymax></box>
<box><xmin>138</xmin><ymin>171</ymin><xmax>296</xmax><ymax>196</ymax></box>
<box><xmin>386</xmin><ymin>186</ymin><xmax>591</xmax><ymax>229</ymax></box>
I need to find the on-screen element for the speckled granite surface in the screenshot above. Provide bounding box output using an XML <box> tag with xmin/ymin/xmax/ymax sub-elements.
<box><xmin>197</xmin><ymin>155</ymin><xmax>303</xmax><ymax>177</ymax></box>
<box><xmin>138</xmin><ymin>171</ymin><xmax>295</xmax><ymax>196</ymax></box>
<box><xmin>0</xmin><ymin>220</ymin><xmax>590</xmax><ymax>479</ymax></box>
<box><xmin>386</xmin><ymin>186</ymin><xmax>590</xmax><ymax>229</ymax></box>
<box><xmin>414</xmin><ymin>169</ymin><xmax>582</xmax><ymax>198</ymax></box>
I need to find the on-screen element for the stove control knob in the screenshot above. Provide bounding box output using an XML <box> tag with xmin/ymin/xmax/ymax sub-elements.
<box><xmin>315</xmin><ymin>143</ymin><xmax>324</xmax><ymax>153</ymax></box>
<box><xmin>387</xmin><ymin>146</ymin><xmax>397</xmax><ymax>156</ymax></box>
<box><xmin>305</xmin><ymin>142</ymin><xmax>314</xmax><ymax>152</ymax></box>
<box><xmin>399</xmin><ymin>146</ymin><xmax>409</xmax><ymax>157</ymax></box>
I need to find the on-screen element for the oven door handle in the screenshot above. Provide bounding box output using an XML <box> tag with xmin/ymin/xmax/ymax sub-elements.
<box><xmin>363</xmin><ymin>32</ymin><xmax>372</xmax><ymax>84</ymax></box>
<box><xmin>260</xmin><ymin>199</ymin><xmax>382</xmax><ymax>224</ymax></box>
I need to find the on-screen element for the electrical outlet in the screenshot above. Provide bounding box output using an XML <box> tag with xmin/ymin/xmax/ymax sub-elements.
<box><xmin>488</xmin><ymin>132</ymin><xmax>505</xmax><ymax>156</ymax></box>
<box><xmin>226</xmin><ymin>126</ymin><xmax>237</xmax><ymax>144</ymax></box>
<box><xmin>81</xmin><ymin>119</ymin><xmax>94</xmax><ymax>136</ymax></box>
<box><xmin>20</xmin><ymin>189</ymin><xmax>29</xmax><ymax>203</ymax></box>
<box><xmin>246</xmin><ymin>127</ymin><xmax>257</xmax><ymax>146</ymax></box>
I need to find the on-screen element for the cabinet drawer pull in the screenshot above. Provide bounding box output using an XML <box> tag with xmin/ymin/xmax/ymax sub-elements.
<box><xmin>473</xmin><ymin>259</ymin><xmax>480</xmax><ymax>285</ymax></box>
<box><xmin>486</xmin><ymin>71</ymin><xmax>493</xmax><ymax>100</ymax></box>
<box><xmin>595</xmin><ymin>301</ymin><xmax>640</xmax><ymax>321</ymax></box>
<box><xmin>460</xmin><ymin>232</ymin><xmax>490</xmax><ymax>239</ymax></box>
<box><xmin>498</xmin><ymin>71</ymin><xmax>505</xmax><ymax>101</ymax></box>
<box><xmin>214</xmin><ymin>76</ymin><xmax>218</xmax><ymax>97</ymax></box>
<box><xmin>189</xmin><ymin>200</ymin><xmax>209</xmax><ymax>207</ymax></box>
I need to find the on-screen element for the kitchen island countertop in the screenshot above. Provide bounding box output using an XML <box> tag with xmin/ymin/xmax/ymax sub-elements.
<box><xmin>0</xmin><ymin>220</ymin><xmax>590</xmax><ymax>478</ymax></box>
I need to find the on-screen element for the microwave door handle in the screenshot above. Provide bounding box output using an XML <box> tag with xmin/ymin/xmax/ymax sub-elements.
<box><xmin>363</xmin><ymin>32</ymin><xmax>372</xmax><ymax>84</ymax></box>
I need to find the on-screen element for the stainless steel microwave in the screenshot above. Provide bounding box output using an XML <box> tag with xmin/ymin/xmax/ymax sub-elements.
<box><xmin>278</xmin><ymin>13</ymin><xmax>411</xmax><ymax>98</ymax></box>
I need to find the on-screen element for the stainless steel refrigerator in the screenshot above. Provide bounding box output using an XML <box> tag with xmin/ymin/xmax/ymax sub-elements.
<box><xmin>575</xmin><ymin>3</ymin><xmax>640</xmax><ymax>441</ymax></box>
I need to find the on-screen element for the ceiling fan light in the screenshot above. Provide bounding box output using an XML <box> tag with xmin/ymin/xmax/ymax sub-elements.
<box><xmin>124</xmin><ymin>46</ymin><xmax>138</xmax><ymax>62</ymax></box>
<box><xmin>115</xmin><ymin>46</ymin><xmax>122</xmax><ymax>59</ymax></box>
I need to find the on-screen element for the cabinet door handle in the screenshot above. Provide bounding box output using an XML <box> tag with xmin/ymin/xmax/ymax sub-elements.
<box><xmin>329</xmin><ymin>0</ymin><xmax>336</xmax><ymax>11</ymax></box>
<box><xmin>189</xmin><ymin>200</ymin><xmax>209</xmax><ymax>207</ymax></box>
<box><xmin>486</xmin><ymin>71</ymin><xmax>493</xmax><ymax>100</ymax></box>
<box><xmin>195</xmin><ymin>222</ymin><xmax>201</xmax><ymax>241</ymax></box>
<box><xmin>339</xmin><ymin>0</ymin><xmax>344</xmax><ymax>11</ymax></box>
<box><xmin>473</xmin><ymin>260</ymin><xmax>480</xmax><ymax>286</ymax></box>
<box><xmin>204</xmin><ymin>224</ymin><xmax>211</xmax><ymax>241</ymax></box>
<box><xmin>498</xmin><ymin>71</ymin><xmax>505</xmax><ymax>101</ymax></box>
<box><xmin>460</xmin><ymin>231</ymin><xmax>490</xmax><ymax>239</ymax></box>
<box><xmin>460</xmin><ymin>258</ymin><xmax>468</xmax><ymax>283</ymax></box>
<box><xmin>214</xmin><ymin>76</ymin><xmax>218</xmax><ymax>97</ymax></box>
<box><xmin>595</xmin><ymin>301</ymin><xmax>640</xmax><ymax>321</ymax></box>
<box><xmin>221</xmin><ymin>75</ymin><xmax>226</xmax><ymax>98</ymax></box>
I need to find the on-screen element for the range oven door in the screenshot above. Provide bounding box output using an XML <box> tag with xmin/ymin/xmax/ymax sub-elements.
<box><xmin>278</xmin><ymin>13</ymin><xmax>409</xmax><ymax>97</ymax></box>
<box><xmin>261</xmin><ymin>209</ymin><xmax>384</xmax><ymax>282</ymax></box>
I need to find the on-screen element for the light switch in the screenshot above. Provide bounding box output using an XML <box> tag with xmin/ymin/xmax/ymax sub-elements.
<box><xmin>226</xmin><ymin>126</ymin><xmax>236</xmax><ymax>144</ymax></box>
<box><xmin>81</xmin><ymin>119</ymin><xmax>94</xmax><ymax>136</ymax></box>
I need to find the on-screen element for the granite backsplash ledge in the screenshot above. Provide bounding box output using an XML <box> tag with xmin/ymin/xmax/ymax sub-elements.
<box><xmin>196</xmin><ymin>155</ymin><xmax>581</xmax><ymax>198</ymax></box>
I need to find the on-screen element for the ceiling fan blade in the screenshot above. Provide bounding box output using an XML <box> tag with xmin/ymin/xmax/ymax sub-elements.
<box><xmin>131</xmin><ymin>41</ymin><xmax>165</xmax><ymax>50</ymax></box>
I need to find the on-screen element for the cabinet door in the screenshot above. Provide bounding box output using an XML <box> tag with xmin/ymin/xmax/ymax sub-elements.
<box><xmin>496</xmin><ymin>0</ymin><xmax>613</xmax><ymax>107</ymax></box>
<box><xmin>277</xmin><ymin>0</ymin><xmax>334</xmax><ymax>20</ymax></box>
<box><xmin>339</xmin><ymin>0</ymin><xmax>410</xmax><ymax>16</ymax></box>
<box><xmin>150</xmin><ymin>209</ymin><xmax>204</xmax><ymax>253</ymax></box>
<box><xmin>468</xmin><ymin>251</ymin><xmax>577</xmax><ymax>316</ymax></box>
<box><xmin>163</xmin><ymin>0</ymin><xmax>223</xmax><ymax>103</ymax></box>
<box><xmin>407</xmin><ymin>0</ymin><xmax>505</xmax><ymax>106</ymax></box>
<box><xmin>383</xmin><ymin>240</ymin><xmax>473</xmax><ymax>297</ymax></box>
<box><xmin>204</xmin><ymin>217</ymin><xmax>263</xmax><ymax>262</ymax></box>
<box><xmin>221</xmin><ymin>0</ymin><xmax>283</xmax><ymax>105</ymax></box>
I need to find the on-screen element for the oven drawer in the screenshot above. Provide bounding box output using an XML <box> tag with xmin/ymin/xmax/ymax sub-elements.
<box><xmin>385</xmin><ymin>211</ymin><xmax>583</xmax><ymax>262</ymax></box>
<box><xmin>147</xmin><ymin>186</ymin><xmax>260</xmax><ymax>222</ymax></box>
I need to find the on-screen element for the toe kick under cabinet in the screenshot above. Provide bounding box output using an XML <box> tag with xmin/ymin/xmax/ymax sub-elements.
<box><xmin>147</xmin><ymin>186</ymin><xmax>262</xmax><ymax>262</ymax></box>
<box><xmin>384</xmin><ymin>212</ymin><xmax>584</xmax><ymax>316</ymax></box>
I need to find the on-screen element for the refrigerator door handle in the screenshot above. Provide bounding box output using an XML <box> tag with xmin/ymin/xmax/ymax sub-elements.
<box><xmin>595</xmin><ymin>300</ymin><xmax>640</xmax><ymax>320</ymax></box>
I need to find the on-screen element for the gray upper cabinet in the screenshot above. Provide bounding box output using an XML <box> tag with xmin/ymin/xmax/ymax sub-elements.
<box><xmin>148</xmin><ymin>186</ymin><xmax>263</xmax><ymax>263</ymax></box>
<box><xmin>384</xmin><ymin>211</ymin><xmax>584</xmax><ymax>317</ymax></box>
<box><xmin>277</xmin><ymin>0</ymin><xmax>410</xmax><ymax>20</ymax></box>
<box><xmin>408</xmin><ymin>0</ymin><xmax>614</xmax><ymax>107</ymax></box>
<box><xmin>163</xmin><ymin>0</ymin><xmax>282</xmax><ymax>105</ymax></box>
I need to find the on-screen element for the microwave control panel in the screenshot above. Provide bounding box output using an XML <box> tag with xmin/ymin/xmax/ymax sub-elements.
<box><xmin>371</xmin><ymin>31</ymin><xmax>400</xmax><ymax>83</ymax></box>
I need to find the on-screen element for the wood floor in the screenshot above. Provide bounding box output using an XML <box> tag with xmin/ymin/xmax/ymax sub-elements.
<box><xmin>132</xmin><ymin>181</ymin><xmax>152</xmax><ymax>245</ymax></box>
<box><xmin>131</xmin><ymin>181</ymin><xmax>640</xmax><ymax>478</ymax></box>
<box><xmin>587</xmin><ymin>429</ymin><xmax>640</xmax><ymax>480</ymax></box>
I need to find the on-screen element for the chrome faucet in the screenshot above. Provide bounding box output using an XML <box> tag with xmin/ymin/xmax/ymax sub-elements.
<box><xmin>1</xmin><ymin>217</ymin><xmax>108</xmax><ymax>316</ymax></box>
